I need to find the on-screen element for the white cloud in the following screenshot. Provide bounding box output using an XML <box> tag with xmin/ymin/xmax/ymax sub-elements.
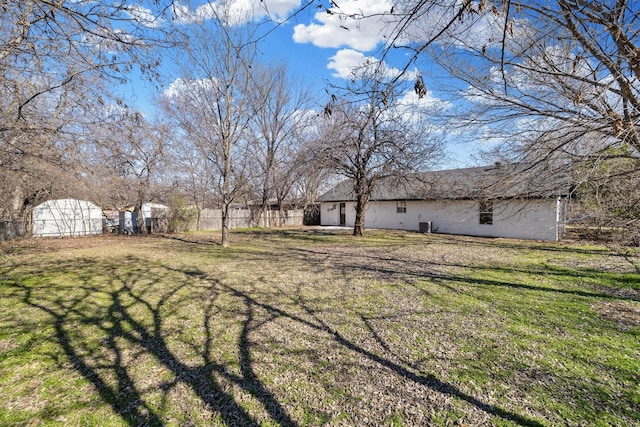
<box><xmin>171</xmin><ymin>2</ymin><xmax>195</xmax><ymax>23</ymax></box>
<box><xmin>163</xmin><ymin>78</ymin><xmax>187</xmax><ymax>98</ymax></box>
<box><xmin>401</xmin><ymin>3</ymin><xmax>504</xmax><ymax>49</ymax></box>
<box><xmin>292</xmin><ymin>0</ymin><xmax>392</xmax><ymax>51</ymax></box>
<box><xmin>124</xmin><ymin>4</ymin><xmax>165</xmax><ymax>28</ymax></box>
<box><xmin>327</xmin><ymin>49</ymin><xmax>368</xmax><ymax>78</ymax></box>
<box><xmin>327</xmin><ymin>49</ymin><xmax>410</xmax><ymax>80</ymax></box>
<box><xmin>163</xmin><ymin>77</ymin><xmax>216</xmax><ymax>98</ymax></box>
<box><xmin>396</xmin><ymin>89</ymin><xmax>451</xmax><ymax>112</ymax></box>
<box><xmin>260</xmin><ymin>0</ymin><xmax>301</xmax><ymax>20</ymax></box>
<box><xmin>173</xmin><ymin>0</ymin><xmax>300</xmax><ymax>25</ymax></box>
<box><xmin>292</xmin><ymin>1</ymin><xmax>511</xmax><ymax>54</ymax></box>
<box><xmin>81</xmin><ymin>28</ymin><xmax>138</xmax><ymax>54</ymax></box>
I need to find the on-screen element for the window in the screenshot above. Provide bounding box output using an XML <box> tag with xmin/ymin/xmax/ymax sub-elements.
<box><xmin>479</xmin><ymin>200</ymin><xmax>493</xmax><ymax>225</ymax></box>
<box><xmin>396</xmin><ymin>201</ymin><xmax>407</xmax><ymax>213</ymax></box>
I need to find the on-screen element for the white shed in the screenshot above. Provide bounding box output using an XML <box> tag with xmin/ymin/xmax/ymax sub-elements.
<box><xmin>119</xmin><ymin>203</ymin><xmax>169</xmax><ymax>234</ymax></box>
<box><xmin>32</xmin><ymin>199</ymin><xmax>102</xmax><ymax>237</ymax></box>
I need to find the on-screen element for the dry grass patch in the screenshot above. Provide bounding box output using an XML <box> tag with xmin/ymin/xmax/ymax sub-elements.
<box><xmin>595</xmin><ymin>301</ymin><xmax>640</xmax><ymax>329</ymax></box>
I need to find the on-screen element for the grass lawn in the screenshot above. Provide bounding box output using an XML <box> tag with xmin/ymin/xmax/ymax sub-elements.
<box><xmin>0</xmin><ymin>228</ymin><xmax>638</xmax><ymax>426</ymax></box>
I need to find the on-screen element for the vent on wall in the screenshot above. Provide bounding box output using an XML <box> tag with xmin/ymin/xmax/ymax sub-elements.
<box><xmin>419</xmin><ymin>221</ymin><xmax>432</xmax><ymax>233</ymax></box>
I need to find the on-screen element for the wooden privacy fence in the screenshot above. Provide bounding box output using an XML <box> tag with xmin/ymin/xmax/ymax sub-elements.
<box><xmin>1</xmin><ymin>207</ymin><xmax>311</xmax><ymax>240</ymax></box>
<box><xmin>192</xmin><ymin>208</ymin><xmax>305</xmax><ymax>231</ymax></box>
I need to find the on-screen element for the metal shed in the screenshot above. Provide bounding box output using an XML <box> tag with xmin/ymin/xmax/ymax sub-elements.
<box><xmin>32</xmin><ymin>199</ymin><xmax>103</xmax><ymax>237</ymax></box>
<box><xmin>119</xmin><ymin>203</ymin><xmax>169</xmax><ymax>234</ymax></box>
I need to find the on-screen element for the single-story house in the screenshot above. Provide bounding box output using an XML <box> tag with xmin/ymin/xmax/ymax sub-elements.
<box><xmin>32</xmin><ymin>199</ymin><xmax>103</xmax><ymax>237</ymax></box>
<box><xmin>318</xmin><ymin>164</ymin><xmax>573</xmax><ymax>241</ymax></box>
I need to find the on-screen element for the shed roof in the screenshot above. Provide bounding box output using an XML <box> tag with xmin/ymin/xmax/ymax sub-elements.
<box><xmin>319</xmin><ymin>164</ymin><xmax>573</xmax><ymax>202</ymax></box>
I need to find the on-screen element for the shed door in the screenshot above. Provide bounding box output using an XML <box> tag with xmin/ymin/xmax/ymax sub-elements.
<box><xmin>339</xmin><ymin>203</ymin><xmax>346</xmax><ymax>226</ymax></box>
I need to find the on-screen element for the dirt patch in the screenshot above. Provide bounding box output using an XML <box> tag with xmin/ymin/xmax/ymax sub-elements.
<box><xmin>594</xmin><ymin>301</ymin><xmax>640</xmax><ymax>329</ymax></box>
<box><xmin>594</xmin><ymin>286</ymin><xmax>640</xmax><ymax>301</ymax></box>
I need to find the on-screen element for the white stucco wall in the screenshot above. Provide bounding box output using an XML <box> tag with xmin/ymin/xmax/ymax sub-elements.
<box><xmin>320</xmin><ymin>198</ymin><xmax>564</xmax><ymax>241</ymax></box>
<box><xmin>32</xmin><ymin>199</ymin><xmax>103</xmax><ymax>237</ymax></box>
<box><xmin>321</xmin><ymin>202</ymin><xmax>342</xmax><ymax>226</ymax></box>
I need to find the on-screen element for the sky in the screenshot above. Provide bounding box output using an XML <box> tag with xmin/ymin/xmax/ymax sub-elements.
<box><xmin>122</xmin><ymin>0</ymin><xmax>492</xmax><ymax>167</ymax></box>
<box><xmin>125</xmin><ymin>1</ymin><xmax>404</xmax><ymax>102</ymax></box>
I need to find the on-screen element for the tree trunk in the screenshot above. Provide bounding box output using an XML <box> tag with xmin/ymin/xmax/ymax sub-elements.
<box><xmin>221</xmin><ymin>137</ymin><xmax>232</xmax><ymax>247</ymax></box>
<box><xmin>261</xmin><ymin>166</ymin><xmax>271</xmax><ymax>227</ymax></box>
<box><xmin>221</xmin><ymin>203</ymin><xmax>230</xmax><ymax>248</ymax></box>
<box><xmin>353</xmin><ymin>194</ymin><xmax>366</xmax><ymax>237</ymax></box>
<box><xmin>134</xmin><ymin>204</ymin><xmax>145</xmax><ymax>234</ymax></box>
<box><xmin>278</xmin><ymin>205</ymin><xmax>285</xmax><ymax>227</ymax></box>
<box><xmin>261</xmin><ymin>200</ymin><xmax>268</xmax><ymax>227</ymax></box>
<box><xmin>221</xmin><ymin>175</ymin><xmax>231</xmax><ymax>246</ymax></box>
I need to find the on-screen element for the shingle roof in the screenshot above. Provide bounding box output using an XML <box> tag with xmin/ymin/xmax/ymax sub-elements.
<box><xmin>319</xmin><ymin>164</ymin><xmax>573</xmax><ymax>202</ymax></box>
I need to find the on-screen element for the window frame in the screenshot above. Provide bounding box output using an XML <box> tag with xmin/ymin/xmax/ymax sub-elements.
<box><xmin>479</xmin><ymin>200</ymin><xmax>493</xmax><ymax>225</ymax></box>
<box><xmin>396</xmin><ymin>200</ymin><xmax>407</xmax><ymax>214</ymax></box>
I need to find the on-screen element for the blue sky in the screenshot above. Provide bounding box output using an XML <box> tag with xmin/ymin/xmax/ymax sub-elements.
<box><xmin>121</xmin><ymin>0</ymin><xmax>492</xmax><ymax>167</ymax></box>
<box><xmin>124</xmin><ymin>0</ymin><xmax>457</xmax><ymax>109</ymax></box>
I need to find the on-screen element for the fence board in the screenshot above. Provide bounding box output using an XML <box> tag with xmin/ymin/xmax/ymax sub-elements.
<box><xmin>192</xmin><ymin>208</ymin><xmax>304</xmax><ymax>231</ymax></box>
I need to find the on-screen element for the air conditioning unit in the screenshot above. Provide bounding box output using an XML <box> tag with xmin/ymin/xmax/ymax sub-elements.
<box><xmin>419</xmin><ymin>221</ymin><xmax>432</xmax><ymax>233</ymax></box>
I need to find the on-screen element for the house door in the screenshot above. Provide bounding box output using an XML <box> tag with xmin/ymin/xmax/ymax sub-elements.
<box><xmin>339</xmin><ymin>203</ymin><xmax>346</xmax><ymax>226</ymax></box>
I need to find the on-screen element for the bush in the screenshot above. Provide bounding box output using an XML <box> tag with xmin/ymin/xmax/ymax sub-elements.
<box><xmin>167</xmin><ymin>197</ymin><xmax>196</xmax><ymax>233</ymax></box>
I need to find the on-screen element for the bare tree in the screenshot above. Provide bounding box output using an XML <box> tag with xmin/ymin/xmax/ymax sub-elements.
<box><xmin>245</xmin><ymin>64</ymin><xmax>315</xmax><ymax>226</ymax></box>
<box><xmin>418</xmin><ymin>2</ymin><xmax>638</xmax><ymax>151</ymax></box>
<box><xmin>317</xmin><ymin>72</ymin><xmax>445</xmax><ymax>236</ymax></box>
<box><xmin>88</xmin><ymin>111</ymin><xmax>167</xmax><ymax>232</ymax></box>
<box><xmin>167</xmin><ymin>145</ymin><xmax>218</xmax><ymax>231</ymax></box>
<box><xmin>0</xmin><ymin>73</ymin><xmax>96</xmax><ymax>213</ymax></box>
<box><xmin>291</xmin><ymin>129</ymin><xmax>334</xmax><ymax>225</ymax></box>
<box><xmin>0</xmin><ymin>73</ymin><xmax>105</xmax><ymax>227</ymax></box>
<box><xmin>161</xmin><ymin>6</ymin><xmax>257</xmax><ymax>247</ymax></box>
<box><xmin>571</xmin><ymin>146</ymin><xmax>640</xmax><ymax>243</ymax></box>
<box><xmin>419</xmin><ymin>1</ymin><xmax>640</xmax><ymax>237</ymax></box>
<box><xmin>305</xmin><ymin>1</ymin><xmax>639</xmax><ymax>237</ymax></box>
<box><xmin>309</xmin><ymin>1</ymin><xmax>637</xmax><ymax>155</ymax></box>
<box><xmin>0</xmin><ymin>0</ymin><xmax>172</xmax><ymax>228</ymax></box>
<box><xmin>1</xmin><ymin>0</ymin><xmax>170</xmax><ymax>108</ymax></box>
<box><xmin>1</xmin><ymin>0</ymin><xmax>171</xmax><ymax>147</ymax></box>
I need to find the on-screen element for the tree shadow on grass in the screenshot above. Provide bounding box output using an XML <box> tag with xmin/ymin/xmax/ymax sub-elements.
<box><xmin>16</xmin><ymin>279</ymin><xmax>165</xmax><ymax>426</ymax></box>
<box><xmin>3</xmin><ymin>254</ymin><xmax>545</xmax><ymax>426</ymax></box>
<box><xmin>623</xmin><ymin>252</ymin><xmax>640</xmax><ymax>275</ymax></box>
<box><xmin>4</xmin><ymin>231</ymin><xmax>638</xmax><ymax>425</ymax></box>
<box><xmin>423</xmin><ymin>233</ymin><xmax>613</xmax><ymax>256</ymax></box>
<box><xmin>9</xmin><ymin>238</ymin><xmax>634</xmax><ymax>426</ymax></box>
<box><xmin>8</xmin><ymin>258</ymin><xmax>297</xmax><ymax>427</ymax></box>
<box><xmin>160</xmin><ymin>234</ymin><xmax>220</xmax><ymax>245</ymax></box>
<box><xmin>217</xmin><ymin>277</ymin><xmax>545</xmax><ymax>427</ymax></box>
<box><xmin>288</xmin><ymin>246</ymin><xmax>640</xmax><ymax>302</ymax></box>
